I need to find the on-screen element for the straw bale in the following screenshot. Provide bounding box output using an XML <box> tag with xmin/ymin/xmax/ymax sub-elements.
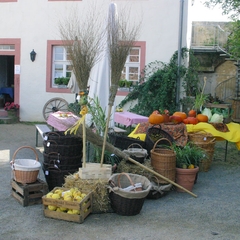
<box><xmin>116</xmin><ymin>159</ymin><xmax>154</xmax><ymax>180</ymax></box>
<box><xmin>64</xmin><ymin>173</ymin><xmax>112</xmax><ymax>213</ymax></box>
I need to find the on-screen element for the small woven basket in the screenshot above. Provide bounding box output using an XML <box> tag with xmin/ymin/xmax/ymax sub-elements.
<box><xmin>199</xmin><ymin>149</ymin><xmax>215</xmax><ymax>172</ymax></box>
<box><xmin>145</xmin><ymin>125</ymin><xmax>174</xmax><ymax>155</ymax></box>
<box><xmin>123</xmin><ymin>143</ymin><xmax>148</xmax><ymax>164</ymax></box>
<box><xmin>150</xmin><ymin>138</ymin><xmax>176</xmax><ymax>184</ymax></box>
<box><xmin>108</xmin><ymin>173</ymin><xmax>151</xmax><ymax>216</ymax></box>
<box><xmin>11</xmin><ymin>146</ymin><xmax>41</xmax><ymax>184</ymax></box>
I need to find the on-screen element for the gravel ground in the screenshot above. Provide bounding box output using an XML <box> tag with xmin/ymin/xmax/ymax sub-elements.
<box><xmin>0</xmin><ymin>123</ymin><xmax>240</xmax><ymax>240</ymax></box>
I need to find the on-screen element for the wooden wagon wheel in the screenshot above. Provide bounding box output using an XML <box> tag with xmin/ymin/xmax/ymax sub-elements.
<box><xmin>42</xmin><ymin>97</ymin><xmax>69</xmax><ymax>120</ymax></box>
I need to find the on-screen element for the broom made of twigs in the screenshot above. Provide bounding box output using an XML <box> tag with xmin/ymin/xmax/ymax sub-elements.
<box><xmin>100</xmin><ymin>7</ymin><xmax>139</xmax><ymax>167</ymax></box>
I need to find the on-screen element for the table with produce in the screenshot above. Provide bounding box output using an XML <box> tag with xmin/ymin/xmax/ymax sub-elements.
<box><xmin>128</xmin><ymin>107</ymin><xmax>240</xmax><ymax>150</ymax></box>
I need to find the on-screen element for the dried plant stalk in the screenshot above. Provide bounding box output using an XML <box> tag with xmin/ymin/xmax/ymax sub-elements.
<box><xmin>59</xmin><ymin>5</ymin><xmax>104</xmax><ymax>90</ymax></box>
<box><xmin>101</xmin><ymin>5</ymin><xmax>141</xmax><ymax>166</ymax></box>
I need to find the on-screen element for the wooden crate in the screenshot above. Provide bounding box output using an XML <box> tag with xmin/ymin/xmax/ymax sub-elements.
<box><xmin>42</xmin><ymin>187</ymin><xmax>92</xmax><ymax>223</ymax></box>
<box><xmin>11</xmin><ymin>178</ymin><xmax>48</xmax><ymax>207</ymax></box>
<box><xmin>79</xmin><ymin>163</ymin><xmax>112</xmax><ymax>180</ymax></box>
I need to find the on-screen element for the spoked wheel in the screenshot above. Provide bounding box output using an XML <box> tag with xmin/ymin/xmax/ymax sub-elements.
<box><xmin>42</xmin><ymin>97</ymin><xmax>69</xmax><ymax>120</ymax></box>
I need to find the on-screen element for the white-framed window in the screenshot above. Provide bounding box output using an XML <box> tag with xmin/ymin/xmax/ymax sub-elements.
<box><xmin>121</xmin><ymin>47</ymin><xmax>140</xmax><ymax>85</ymax></box>
<box><xmin>52</xmin><ymin>46</ymin><xmax>72</xmax><ymax>87</ymax></box>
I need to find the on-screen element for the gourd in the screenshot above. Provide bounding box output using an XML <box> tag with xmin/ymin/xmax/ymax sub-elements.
<box><xmin>173</xmin><ymin>112</ymin><xmax>187</xmax><ymax>121</ymax></box>
<box><xmin>196</xmin><ymin>114</ymin><xmax>208</xmax><ymax>122</ymax></box>
<box><xmin>188</xmin><ymin>109</ymin><xmax>197</xmax><ymax>117</ymax></box>
<box><xmin>149</xmin><ymin>112</ymin><xmax>164</xmax><ymax>124</ymax></box>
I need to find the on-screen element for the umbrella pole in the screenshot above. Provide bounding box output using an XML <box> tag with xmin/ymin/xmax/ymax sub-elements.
<box><xmin>100</xmin><ymin>105</ymin><xmax>112</xmax><ymax>167</ymax></box>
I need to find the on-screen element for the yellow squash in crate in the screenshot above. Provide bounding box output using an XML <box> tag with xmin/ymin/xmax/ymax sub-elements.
<box><xmin>42</xmin><ymin>187</ymin><xmax>92</xmax><ymax>223</ymax></box>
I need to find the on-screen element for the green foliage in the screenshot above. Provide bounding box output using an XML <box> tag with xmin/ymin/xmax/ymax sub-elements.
<box><xmin>172</xmin><ymin>142</ymin><xmax>207</xmax><ymax>168</ymax></box>
<box><xmin>204</xmin><ymin>0</ymin><xmax>240</xmax><ymax>58</ymax></box>
<box><xmin>118</xmin><ymin>79</ymin><xmax>133</xmax><ymax>88</ymax></box>
<box><xmin>182</xmin><ymin>50</ymin><xmax>201</xmax><ymax>96</ymax></box>
<box><xmin>87</xmin><ymin>96</ymin><xmax>107</xmax><ymax>135</ymax></box>
<box><xmin>68</xmin><ymin>102</ymin><xmax>81</xmax><ymax>116</ymax></box>
<box><xmin>227</xmin><ymin>21</ymin><xmax>240</xmax><ymax>58</ymax></box>
<box><xmin>204</xmin><ymin>0</ymin><xmax>240</xmax><ymax>20</ymax></box>
<box><xmin>119</xmin><ymin>48</ymin><xmax>200</xmax><ymax>116</ymax></box>
<box><xmin>54</xmin><ymin>77</ymin><xmax>70</xmax><ymax>85</ymax></box>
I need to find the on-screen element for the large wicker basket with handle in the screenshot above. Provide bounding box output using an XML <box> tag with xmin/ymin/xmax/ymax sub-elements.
<box><xmin>150</xmin><ymin>138</ymin><xmax>176</xmax><ymax>184</ymax></box>
<box><xmin>11</xmin><ymin>146</ymin><xmax>41</xmax><ymax>184</ymax></box>
<box><xmin>108</xmin><ymin>173</ymin><xmax>151</xmax><ymax>216</ymax></box>
<box><xmin>145</xmin><ymin>124</ymin><xmax>174</xmax><ymax>155</ymax></box>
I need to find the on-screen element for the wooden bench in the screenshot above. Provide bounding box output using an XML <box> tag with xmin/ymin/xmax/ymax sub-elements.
<box><xmin>114</xmin><ymin>126</ymin><xmax>127</xmax><ymax>134</ymax></box>
<box><xmin>35</xmin><ymin>124</ymin><xmax>51</xmax><ymax>146</ymax></box>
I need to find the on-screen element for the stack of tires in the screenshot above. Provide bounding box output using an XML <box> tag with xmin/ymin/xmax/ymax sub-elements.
<box><xmin>42</xmin><ymin>131</ymin><xmax>83</xmax><ymax>190</ymax></box>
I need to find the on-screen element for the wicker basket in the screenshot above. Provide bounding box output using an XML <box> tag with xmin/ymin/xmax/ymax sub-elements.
<box><xmin>43</xmin><ymin>140</ymin><xmax>83</xmax><ymax>156</ymax></box>
<box><xmin>188</xmin><ymin>131</ymin><xmax>215</xmax><ymax>143</ymax></box>
<box><xmin>43</xmin><ymin>160</ymin><xmax>82</xmax><ymax>171</ymax></box>
<box><xmin>108</xmin><ymin>173</ymin><xmax>151</xmax><ymax>216</ymax></box>
<box><xmin>150</xmin><ymin>138</ymin><xmax>176</xmax><ymax>184</ymax></box>
<box><xmin>11</xmin><ymin>146</ymin><xmax>41</xmax><ymax>184</ymax></box>
<box><xmin>198</xmin><ymin>149</ymin><xmax>215</xmax><ymax>172</ymax></box>
<box><xmin>42</xmin><ymin>166</ymin><xmax>79</xmax><ymax>191</ymax></box>
<box><xmin>108</xmin><ymin>133</ymin><xmax>146</xmax><ymax>150</ymax></box>
<box><xmin>43</xmin><ymin>152</ymin><xmax>82</xmax><ymax>165</ymax></box>
<box><xmin>145</xmin><ymin>125</ymin><xmax>174</xmax><ymax>155</ymax></box>
<box><xmin>123</xmin><ymin>143</ymin><xmax>148</xmax><ymax>164</ymax></box>
<box><xmin>190</xmin><ymin>138</ymin><xmax>216</xmax><ymax>172</ymax></box>
<box><xmin>43</xmin><ymin>131</ymin><xmax>82</xmax><ymax>145</ymax></box>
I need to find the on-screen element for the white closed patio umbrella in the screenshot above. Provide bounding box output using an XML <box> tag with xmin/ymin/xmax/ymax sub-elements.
<box><xmin>87</xmin><ymin>3</ymin><xmax>118</xmax><ymax>130</ymax></box>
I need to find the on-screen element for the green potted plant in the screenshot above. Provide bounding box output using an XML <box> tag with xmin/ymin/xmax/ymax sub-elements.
<box><xmin>54</xmin><ymin>77</ymin><xmax>70</xmax><ymax>87</ymax></box>
<box><xmin>172</xmin><ymin>142</ymin><xmax>207</xmax><ymax>192</ymax></box>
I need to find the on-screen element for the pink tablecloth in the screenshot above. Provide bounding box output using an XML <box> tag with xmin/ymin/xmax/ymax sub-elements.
<box><xmin>47</xmin><ymin>111</ymin><xmax>79</xmax><ymax>131</ymax></box>
<box><xmin>114</xmin><ymin>111</ymin><xmax>148</xmax><ymax>127</ymax></box>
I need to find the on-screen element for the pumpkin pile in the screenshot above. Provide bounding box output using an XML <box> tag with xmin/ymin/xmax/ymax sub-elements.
<box><xmin>148</xmin><ymin>109</ymin><xmax>209</xmax><ymax>125</ymax></box>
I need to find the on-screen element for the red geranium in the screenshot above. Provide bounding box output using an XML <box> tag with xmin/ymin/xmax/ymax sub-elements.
<box><xmin>4</xmin><ymin>102</ymin><xmax>20</xmax><ymax>111</ymax></box>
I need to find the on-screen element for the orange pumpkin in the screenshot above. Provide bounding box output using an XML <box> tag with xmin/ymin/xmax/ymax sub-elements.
<box><xmin>173</xmin><ymin>111</ymin><xmax>187</xmax><ymax>121</ymax></box>
<box><xmin>149</xmin><ymin>113</ymin><xmax>164</xmax><ymax>124</ymax></box>
<box><xmin>196</xmin><ymin>114</ymin><xmax>208</xmax><ymax>122</ymax></box>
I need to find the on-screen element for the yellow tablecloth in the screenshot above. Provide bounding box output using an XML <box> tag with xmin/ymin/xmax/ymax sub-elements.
<box><xmin>186</xmin><ymin>122</ymin><xmax>240</xmax><ymax>150</ymax></box>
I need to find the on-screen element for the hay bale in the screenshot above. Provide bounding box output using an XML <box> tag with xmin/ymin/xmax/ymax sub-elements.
<box><xmin>116</xmin><ymin>159</ymin><xmax>154</xmax><ymax>180</ymax></box>
<box><xmin>64</xmin><ymin>173</ymin><xmax>112</xmax><ymax>214</ymax></box>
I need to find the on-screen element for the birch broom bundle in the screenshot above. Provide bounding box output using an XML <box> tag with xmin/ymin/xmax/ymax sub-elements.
<box><xmin>100</xmin><ymin>5</ymin><xmax>141</xmax><ymax>166</ymax></box>
<box><xmin>59</xmin><ymin>6</ymin><xmax>104</xmax><ymax>167</ymax></box>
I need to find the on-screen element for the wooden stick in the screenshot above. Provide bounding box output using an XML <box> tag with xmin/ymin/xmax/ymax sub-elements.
<box><xmin>75</xmin><ymin>126</ymin><xmax>197</xmax><ymax>197</ymax></box>
<box><xmin>100</xmin><ymin>105</ymin><xmax>112</xmax><ymax>167</ymax></box>
<box><xmin>82</xmin><ymin>119</ymin><xmax>86</xmax><ymax>168</ymax></box>
<box><xmin>126</xmin><ymin>156</ymin><xmax>197</xmax><ymax>198</ymax></box>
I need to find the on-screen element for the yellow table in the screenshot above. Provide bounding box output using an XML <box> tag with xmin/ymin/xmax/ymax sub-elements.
<box><xmin>186</xmin><ymin>122</ymin><xmax>240</xmax><ymax>161</ymax></box>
